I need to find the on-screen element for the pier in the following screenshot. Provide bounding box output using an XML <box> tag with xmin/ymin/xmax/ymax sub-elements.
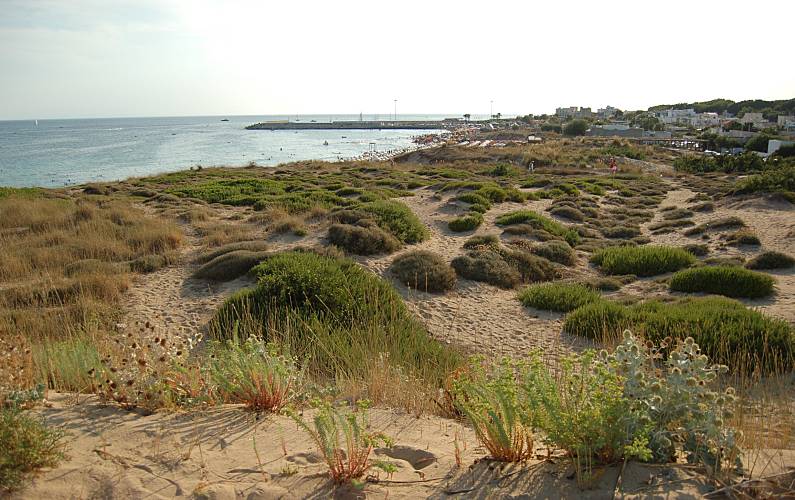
<box><xmin>245</xmin><ymin>120</ymin><xmax>460</xmax><ymax>131</ymax></box>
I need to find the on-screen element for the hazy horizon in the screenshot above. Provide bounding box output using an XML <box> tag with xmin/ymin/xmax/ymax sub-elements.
<box><xmin>2</xmin><ymin>0</ymin><xmax>794</xmax><ymax>121</ymax></box>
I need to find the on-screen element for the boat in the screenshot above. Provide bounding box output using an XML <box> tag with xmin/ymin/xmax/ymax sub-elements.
<box><xmin>220</xmin><ymin>118</ymin><xmax>229</xmax><ymax>122</ymax></box>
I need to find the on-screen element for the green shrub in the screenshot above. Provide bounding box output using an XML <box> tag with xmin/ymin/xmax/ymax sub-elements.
<box><xmin>390</xmin><ymin>251</ymin><xmax>457</xmax><ymax>293</ymax></box>
<box><xmin>734</xmin><ymin>165</ymin><xmax>795</xmax><ymax>195</ymax></box>
<box><xmin>518</xmin><ymin>283</ymin><xmax>601</xmax><ymax>312</ymax></box>
<box><xmin>746</xmin><ymin>251</ymin><xmax>795</xmax><ymax>270</ymax></box>
<box><xmin>476</xmin><ymin>186</ymin><xmax>508</xmax><ymax>203</ymax></box>
<box><xmin>457</xmin><ymin>192</ymin><xmax>491</xmax><ymax>209</ymax></box>
<box><xmin>194</xmin><ymin>240</ymin><xmax>269</xmax><ymax>264</ymax></box>
<box><xmin>193</xmin><ymin>250</ymin><xmax>271</xmax><ymax>280</ymax></box>
<box><xmin>451</xmin><ymin>250</ymin><xmax>520</xmax><ymax>289</ymax></box>
<box><xmin>358</xmin><ymin>200</ymin><xmax>429</xmax><ymax>243</ymax></box>
<box><xmin>684</xmin><ymin>216</ymin><xmax>745</xmax><ymax>236</ymax></box>
<box><xmin>726</xmin><ymin>230</ymin><xmax>761</xmax><ymax>246</ymax></box>
<box><xmin>463</xmin><ymin>234</ymin><xmax>500</xmax><ymax>250</ymax></box>
<box><xmin>448</xmin><ymin>213</ymin><xmax>483</xmax><ymax>232</ymax></box>
<box><xmin>0</xmin><ymin>408</ymin><xmax>67</xmax><ymax>493</ymax></box>
<box><xmin>327</xmin><ymin>223</ymin><xmax>401</xmax><ymax>255</ymax></box>
<box><xmin>549</xmin><ymin>206</ymin><xmax>584</xmax><ymax>222</ymax></box>
<box><xmin>564</xmin><ymin>297</ymin><xmax>793</xmax><ymax>372</ymax></box>
<box><xmin>563</xmin><ymin>119</ymin><xmax>588</xmax><ymax>136</ymax></box>
<box><xmin>530</xmin><ymin>240</ymin><xmax>576</xmax><ymax>266</ymax></box>
<box><xmin>689</xmin><ymin>201</ymin><xmax>715</xmax><ymax>212</ymax></box>
<box><xmin>585</xmin><ymin>277</ymin><xmax>623</xmax><ymax>291</ymax></box>
<box><xmin>682</xmin><ymin>243</ymin><xmax>709</xmax><ymax>257</ymax></box>
<box><xmin>496</xmin><ymin>210</ymin><xmax>579</xmax><ymax>246</ymax></box>
<box><xmin>591</xmin><ymin>245</ymin><xmax>695</xmax><ymax>276</ymax></box>
<box><xmin>669</xmin><ymin>266</ymin><xmax>774</xmax><ymax>298</ymax></box>
<box><xmin>210</xmin><ymin>252</ymin><xmax>460</xmax><ymax>383</ymax></box>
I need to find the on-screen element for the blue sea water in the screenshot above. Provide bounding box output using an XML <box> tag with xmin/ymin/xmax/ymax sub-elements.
<box><xmin>0</xmin><ymin>114</ymin><xmax>465</xmax><ymax>188</ymax></box>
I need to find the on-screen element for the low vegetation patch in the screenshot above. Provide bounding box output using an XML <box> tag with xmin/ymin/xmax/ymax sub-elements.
<box><xmin>448</xmin><ymin>213</ymin><xmax>483</xmax><ymax>232</ymax></box>
<box><xmin>463</xmin><ymin>234</ymin><xmax>500</xmax><ymax>250</ymax></box>
<box><xmin>193</xmin><ymin>250</ymin><xmax>271</xmax><ymax>281</ymax></box>
<box><xmin>518</xmin><ymin>282</ymin><xmax>601</xmax><ymax>312</ymax></box>
<box><xmin>327</xmin><ymin>223</ymin><xmax>400</xmax><ymax>255</ymax></box>
<box><xmin>565</xmin><ymin>297</ymin><xmax>793</xmax><ymax>372</ymax></box>
<box><xmin>745</xmin><ymin>251</ymin><xmax>795</xmax><ymax>270</ymax></box>
<box><xmin>495</xmin><ymin>210</ymin><xmax>580</xmax><ymax>246</ymax></box>
<box><xmin>390</xmin><ymin>251</ymin><xmax>457</xmax><ymax>293</ymax></box>
<box><xmin>591</xmin><ymin>245</ymin><xmax>695</xmax><ymax>276</ymax></box>
<box><xmin>530</xmin><ymin>240</ymin><xmax>576</xmax><ymax>266</ymax></box>
<box><xmin>682</xmin><ymin>243</ymin><xmax>709</xmax><ymax>257</ymax></box>
<box><xmin>684</xmin><ymin>216</ymin><xmax>745</xmax><ymax>236</ymax></box>
<box><xmin>725</xmin><ymin>230</ymin><xmax>761</xmax><ymax>246</ymax></box>
<box><xmin>669</xmin><ymin>266</ymin><xmax>774</xmax><ymax>299</ymax></box>
<box><xmin>451</xmin><ymin>246</ymin><xmax>557</xmax><ymax>289</ymax></box>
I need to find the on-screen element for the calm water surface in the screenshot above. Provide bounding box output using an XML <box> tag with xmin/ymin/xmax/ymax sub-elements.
<box><xmin>0</xmin><ymin>114</ymin><xmax>460</xmax><ymax>187</ymax></box>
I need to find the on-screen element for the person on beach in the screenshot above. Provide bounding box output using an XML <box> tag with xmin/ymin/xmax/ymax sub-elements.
<box><xmin>528</xmin><ymin>161</ymin><xmax>535</xmax><ymax>173</ymax></box>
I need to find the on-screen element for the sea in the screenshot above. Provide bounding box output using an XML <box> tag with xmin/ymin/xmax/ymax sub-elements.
<box><xmin>0</xmin><ymin>114</ymin><xmax>472</xmax><ymax>188</ymax></box>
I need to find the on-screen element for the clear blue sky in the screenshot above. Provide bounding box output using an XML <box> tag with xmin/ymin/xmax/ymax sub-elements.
<box><xmin>1</xmin><ymin>0</ymin><xmax>793</xmax><ymax>120</ymax></box>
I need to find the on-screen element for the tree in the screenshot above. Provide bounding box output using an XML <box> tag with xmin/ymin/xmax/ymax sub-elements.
<box><xmin>463</xmin><ymin>113</ymin><xmax>471</xmax><ymax>123</ymax></box>
<box><xmin>745</xmin><ymin>134</ymin><xmax>772</xmax><ymax>153</ymax></box>
<box><xmin>563</xmin><ymin>119</ymin><xmax>588</xmax><ymax>136</ymax></box>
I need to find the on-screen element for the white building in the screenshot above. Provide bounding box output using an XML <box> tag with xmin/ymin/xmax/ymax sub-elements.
<box><xmin>768</xmin><ymin>139</ymin><xmax>795</xmax><ymax>155</ymax></box>
<box><xmin>597</xmin><ymin>106</ymin><xmax>619</xmax><ymax>119</ymax></box>
<box><xmin>778</xmin><ymin>115</ymin><xmax>795</xmax><ymax>130</ymax></box>
<box><xmin>739</xmin><ymin>112</ymin><xmax>771</xmax><ymax>129</ymax></box>
<box><xmin>691</xmin><ymin>112</ymin><xmax>721</xmax><ymax>128</ymax></box>
<box><xmin>655</xmin><ymin>108</ymin><xmax>696</xmax><ymax>125</ymax></box>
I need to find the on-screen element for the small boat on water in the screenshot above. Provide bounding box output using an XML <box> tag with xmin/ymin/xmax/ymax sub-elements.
<box><xmin>220</xmin><ymin>118</ymin><xmax>229</xmax><ymax>122</ymax></box>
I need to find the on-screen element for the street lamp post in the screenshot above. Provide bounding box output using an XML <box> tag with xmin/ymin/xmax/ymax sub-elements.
<box><xmin>394</xmin><ymin>99</ymin><xmax>397</xmax><ymax>122</ymax></box>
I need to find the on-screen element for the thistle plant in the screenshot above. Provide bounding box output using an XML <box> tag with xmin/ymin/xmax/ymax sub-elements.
<box><xmin>612</xmin><ymin>331</ymin><xmax>741</xmax><ymax>476</ymax></box>
<box><xmin>288</xmin><ymin>400</ymin><xmax>393</xmax><ymax>484</ymax></box>
<box><xmin>452</xmin><ymin>358</ymin><xmax>534</xmax><ymax>462</ymax></box>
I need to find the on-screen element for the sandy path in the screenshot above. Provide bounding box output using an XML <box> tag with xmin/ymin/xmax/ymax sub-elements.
<box><xmin>119</xmin><ymin>220</ymin><xmax>256</xmax><ymax>346</ymax></box>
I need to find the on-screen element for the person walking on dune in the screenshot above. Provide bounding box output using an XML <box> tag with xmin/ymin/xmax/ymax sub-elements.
<box><xmin>609</xmin><ymin>157</ymin><xmax>618</xmax><ymax>175</ymax></box>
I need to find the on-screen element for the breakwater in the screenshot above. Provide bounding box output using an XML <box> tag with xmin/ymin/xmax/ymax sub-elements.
<box><xmin>246</xmin><ymin>120</ymin><xmax>459</xmax><ymax>131</ymax></box>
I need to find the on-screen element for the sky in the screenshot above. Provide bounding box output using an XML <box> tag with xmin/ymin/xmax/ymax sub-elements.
<box><xmin>1</xmin><ymin>0</ymin><xmax>793</xmax><ymax>120</ymax></box>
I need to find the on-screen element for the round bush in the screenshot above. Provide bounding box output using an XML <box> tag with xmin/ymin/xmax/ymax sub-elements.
<box><xmin>591</xmin><ymin>245</ymin><xmax>695</xmax><ymax>277</ymax></box>
<box><xmin>327</xmin><ymin>223</ymin><xmax>400</xmax><ymax>255</ymax></box>
<box><xmin>451</xmin><ymin>250</ymin><xmax>520</xmax><ymax>289</ymax></box>
<box><xmin>448</xmin><ymin>213</ymin><xmax>483</xmax><ymax>232</ymax></box>
<box><xmin>518</xmin><ymin>282</ymin><xmax>601</xmax><ymax>312</ymax></box>
<box><xmin>210</xmin><ymin>252</ymin><xmax>461</xmax><ymax>381</ymax></box>
<box><xmin>193</xmin><ymin>250</ymin><xmax>270</xmax><ymax>281</ymax></box>
<box><xmin>549</xmin><ymin>206</ymin><xmax>584</xmax><ymax>222</ymax></box>
<box><xmin>463</xmin><ymin>234</ymin><xmax>500</xmax><ymax>250</ymax></box>
<box><xmin>746</xmin><ymin>251</ymin><xmax>795</xmax><ymax>270</ymax></box>
<box><xmin>669</xmin><ymin>266</ymin><xmax>774</xmax><ymax>298</ymax></box>
<box><xmin>531</xmin><ymin>240</ymin><xmax>576</xmax><ymax>266</ymax></box>
<box><xmin>390</xmin><ymin>250</ymin><xmax>457</xmax><ymax>293</ymax></box>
